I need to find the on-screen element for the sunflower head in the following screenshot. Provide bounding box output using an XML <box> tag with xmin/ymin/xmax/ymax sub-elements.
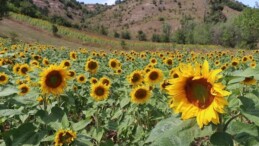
<box><xmin>68</xmin><ymin>70</ymin><xmax>76</xmax><ymax>78</ymax></box>
<box><xmin>149</xmin><ymin>58</ymin><xmax>157</xmax><ymax>65</ymax></box>
<box><xmin>90</xmin><ymin>77</ymin><xmax>98</xmax><ymax>84</ymax></box>
<box><xmin>43</xmin><ymin>58</ymin><xmax>50</xmax><ymax>66</ymax></box>
<box><xmin>100</xmin><ymin>76</ymin><xmax>111</xmax><ymax>87</ymax></box>
<box><xmin>61</xmin><ymin>60</ymin><xmax>71</xmax><ymax>68</ymax></box>
<box><xmin>144</xmin><ymin>68</ymin><xmax>164</xmax><ymax>85</ymax></box>
<box><xmin>241</xmin><ymin>77</ymin><xmax>257</xmax><ymax>85</ymax></box>
<box><xmin>54</xmin><ymin>129</ymin><xmax>76</xmax><ymax>146</ymax></box>
<box><xmin>90</xmin><ymin>83</ymin><xmax>109</xmax><ymax>101</ymax></box>
<box><xmin>19</xmin><ymin>64</ymin><xmax>30</xmax><ymax>76</ymax></box>
<box><xmin>13</xmin><ymin>64</ymin><xmax>20</xmax><ymax>74</ymax></box>
<box><xmin>18</xmin><ymin>84</ymin><xmax>30</xmax><ymax>95</ymax></box>
<box><xmin>109</xmin><ymin>58</ymin><xmax>120</xmax><ymax>70</ymax></box>
<box><xmin>40</xmin><ymin>64</ymin><xmax>69</xmax><ymax>95</ymax></box>
<box><xmin>85</xmin><ymin>59</ymin><xmax>98</xmax><ymax>74</ymax></box>
<box><xmin>77</xmin><ymin>74</ymin><xmax>87</xmax><ymax>83</ymax></box>
<box><xmin>130</xmin><ymin>86</ymin><xmax>152</xmax><ymax>104</ymax></box>
<box><xmin>0</xmin><ymin>72</ymin><xmax>8</xmax><ymax>85</ymax></box>
<box><xmin>166</xmin><ymin>60</ymin><xmax>230</xmax><ymax>128</ymax></box>
<box><xmin>70</xmin><ymin>51</ymin><xmax>77</xmax><ymax>60</ymax></box>
<box><xmin>127</xmin><ymin>70</ymin><xmax>143</xmax><ymax>86</ymax></box>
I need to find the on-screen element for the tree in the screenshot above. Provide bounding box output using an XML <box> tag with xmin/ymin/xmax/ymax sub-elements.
<box><xmin>100</xmin><ymin>25</ymin><xmax>108</xmax><ymax>36</ymax></box>
<box><xmin>52</xmin><ymin>25</ymin><xmax>58</xmax><ymax>36</ymax></box>
<box><xmin>121</xmin><ymin>31</ymin><xmax>131</xmax><ymax>40</ymax></box>
<box><xmin>137</xmin><ymin>30</ymin><xmax>147</xmax><ymax>41</ymax></box>
<box><xmin>0</xmin><ymin>0</ymin><xmax>8</xmax><ymax>20</ymax></box>
<box><xmin>152</xmin><ymin>34</ymin><xmax>161</xmax><ymax>42</ymax></box>
<box><xmin>162</xmin><ymin>23</ymin><xmax>172</xmax><ymax>42</ymax></box>
<box><xmin>114</xmin><ymin>31</ymin><xmax>120</xmax><ymax>38</ymax></box>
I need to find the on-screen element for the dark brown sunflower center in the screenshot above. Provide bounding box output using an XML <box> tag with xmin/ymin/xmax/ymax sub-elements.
<box><xmin>21</xmin><ymin>86</ymin><xmax>28</xmax><ymax>93</ymax></box>
<box><xmin>151</xmin><ymin>59</ymin><xmax>156</xmax><ymax>63</ymax></box>
<box><xmin>117</xmin><ymin>69</ymin><xmax>122</xmax><ymax>73</ymax></box>
<box><xmin>232</xmin><ymin>62</ymin><xmax>238</xmax><ymax>66</ymax></box>
<box><xmin>149</xmin><ymin>71</ymin><xmax>159</xmax><ymax>80</ymax></box>
<box><xmin>69</xmin><ymin>71</ymin><xmax>75</xmax><ymax>77</ymax></box>
<box><xmin>45</xmin><ymin>71</ymin><xmax>62</xmax><ymax>88</ymax></box>
<box><xmin>21</xmin><ymin>67</ymin><xmax>28</xmax><ymax>74</ymax></box>
<box><xmin>185</xmin><ymin>78</ymin><xmax>214</xmax><ymax>109</ymax></box>
<box><xmin>102</xmin><ymin>79</ymin><xmax>110</xmax><ymax>85</ymax></box>
<box><xmin>88</xmin><ymin>61</ymin><xmax>97</xmax><ymax>70</ymax></box>
<box><xmin>0</xmin><ymin>75</ymin><xmax>6</xmax><ymax>81</ymax></box>
<box><xmin>95</xmin><ymin>86</ymin><xmax>105</xmax><ymax>96</ymax></box>
<box><xmin>92</xmin><ymin>79</ymin><xmax>97</xmax><ymax>84</ymax></box>
<box><xmin>135</xmin><ymin>88</ymin><xmax>147</xmax><ymax>99</ymax></box>
<box><xmin>111</xmin><ymin>61</ymin><xmax>117</xmax><ymax>68</ymax></box>
<box><xmin>64</xmin><ymin>62</ymin><xmax>70</xmax><ymax>67</ymax></box>
<box><xmin>243</xmin><ymin>77</ymin><xmax>254</xmax><ymax>82</ymax></box>
<box><xmin>167</xmin><ymin>60</ymin><xmax>172</xmax><ymax>65</ymax></box>
<box><xmin>45</xmin><ymin>60</ymin><xmax>49</xmax><ymax>64</ymax></box>
<box><xmin>132</xmin><ymin>73</ymin><xmax>141</xmax><ymax>83</ymax></box>
<box><xmin>59</xmin><ymin>132</ymin><xmax>73</xmax><ymax>144</ymax></box>
<box><xmin>72</xmin><ymin>54</ymin><xmax>76</xmax><ymax>58</ymax></box>
<box><xmin>79</xmin><ymin>77</ymin><xmax>85</xmax><ymax>81</ymax></box>
<box><xmin>243</xmin><ymin>57</ymin><xmax>247</xmax><ymax>61</ymax></box>
<box><xmin>16</xmin><ymin>67</ymin><xmax>20</xmax><ymax>72</ymax></box>
<box><xmin>173</xmin><ymin>73</ymin><xmax>179</xmax><ymax>78</ymax></box>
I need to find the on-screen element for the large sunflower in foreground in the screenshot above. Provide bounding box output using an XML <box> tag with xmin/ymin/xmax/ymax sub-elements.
<box><xmin>40</xmin><ymin>65</ymin><xmax>69</xmax><ymax>95</ymax></box>
<box><xmin>54</xmin><ymin>129</ymin><xmax>76</xmax><ymax>146</ymax></box>
<box><xmin>127</xmin><ymin>70</ymin><xmax>143</xmax><ymax>86</ymax></box>
<box><xmin>166</xmin><ymin>60</ymin><xmax>230</xmax><ymax>128</ymax></box>
<box><xmin>90</xmin><ymin>83</ymin><xmax>109</xmax><ymax>101</ymax></box>
<box><xmin>130</xmin><ymin>86</ymin><xmax>152</xmax><ymax>104</ymax></box>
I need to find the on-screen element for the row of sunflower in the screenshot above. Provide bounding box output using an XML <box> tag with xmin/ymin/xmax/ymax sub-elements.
<box><xmin>1</xmin><ymin>40</ymin><xmax>259</xmax><ymax>145</ymax></box>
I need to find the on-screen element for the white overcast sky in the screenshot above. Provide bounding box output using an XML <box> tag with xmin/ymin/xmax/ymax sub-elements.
<box><xmin>77</xmin><ymin>0</ymin><xmax>257</xmax><ymax>7</ymax></box>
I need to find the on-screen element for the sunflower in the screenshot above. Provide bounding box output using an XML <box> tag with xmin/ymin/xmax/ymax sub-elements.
<box><xmin>100</xmin><ymin>76</ymin><xmax>111</xmax><ymax>87</ymax></box>
<box><xmin>70</xmin><ymin>51</ymin><xmax>77</xmax><ymax>60</ymax></box>
<box><xmin>42</xmin><ymin>58</ymin><xmax>50</xmax><ymax>66</ymax></box>
<box><xmin>40</xmin><ymin>65</ymin><xmax>69</xmax><ymax>95</ymax></box>
<box><xmin>149</xmin><ymin>58</ymin><xmax>157</xmax><ymax>65</ymax></box>
<box><xmin>164</xmin><ymin>58</ymin><xmax>173</xmax><ymax>66</ymax></box>
<box><xmin>0</xmin><ymin>72</ymin><xmax>8</xmax><ymax>85</ymax></box>
<box><xmin>127</xmin><ymin>70</ymin><xmax>143</xmax><ymax>86</ymax></box>
<box><xmin>13</xmin><ymin>64</ymin><xmax>20</xmax><ymax>74</ymax></box>
<box><xmin>19</xmin><ymin>64</ymin><xmax>30</xmax><ymax>76</ymax></box>
<box><xmin>90</xmin><ymin>83</ymin><xmax>109</xmax><ymax>101</ymax></box>
<box><xmin>109</xmin><ymin>58</ymin><xmax>120</xmax><ymax>70</ymax></box>
<box><xmin>68</xmin><ymin>70</ymin><xmax>76</xmax><ymax>78</ymax></box>
<box><xmin>30</xmin><ymin>60</ymin><xmax>39</xmax><ymax>66</ymax></box>
<box><xmin>54</xmin><ymin>129</ymin><xmax>76</xmax><ymax>146</ymax></box>
<box><xmin>115</xmin><ymin>68</ymin><xmax>122</xmax><ymax>75</ymax></box>
<box><xmin>18</xmin><ymin>84</ymin><xmax>30</xmax><ymax>95</ymax></box>
<box><xmin>166</xmin><ymin>60</ymin><xmax>230</xmax><ymax>128</ymax></box>
<box><xmin>241</xmin><ymin>77</ymin><xmax>257</xmax><ymax>85</ymax></box>
<box><xmin>130</xmin><ymin>86</ymin><xmax>152</xmax><ymax>104</ymax></box>
<box><xmin>144</xmin><ymin>68</ymin><xmax>164</xmax><ymax>85</ymax></box>
<box><xmin>61</xmin><ymin>60</ymin><xmax>71</xmax><ymax>68</ymax></box>
<box><xmin>242</xmin><ymin>56</ymin><xmax>248</xmax><ymax>63</ymax></box>
<box><xmin>160</xmin><ymin>80</ymin><xmax>170</xmax><ymax>92</ymax></box>
<box><xmin>90</xmin><ymin>77</ymin><xmax>98</xmax><ymax>84</ymax></box>
<box><xmin>77</xmin><ymin>74</ymin><xmax>87</xmax><ymax>83</ymax></box>
<box><xmin>250</xmin><ymin>61</ymin><xmax>256</xmax><ymax>69</ymax></box>
<box><xmin>85</xmin><ymin>59</ymin><xmax>98</xmax><ymax>74</ymax></box>
<box><xmin>231</xmin><ymin>59</ymin><xmax>239</xmax><ymax>67</ymax></box>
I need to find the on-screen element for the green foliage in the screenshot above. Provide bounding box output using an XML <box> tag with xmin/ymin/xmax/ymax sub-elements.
<box><xmin>114</xmin><ymin>31</ymin><xmax>120</xmax><ymax>38</ymax></box>
<box><xmin>99</xmin><ymin>25</ymin><xmax>108</xmax><ymax>36</ymax></box>
<box><xmin>137</xmin><ymin>30</ymin><xmax>147</xmax><ymax>41</ymax></box>
<box><xmin>0</xmin><ymin>0</ymin><xmax>8</xmax><ymax>20</ymax></box>
<box><xmin>151</xmin><ymin>34</ymin><xmax>161</xmax><ymax>42</ymax></box>
<box><xmin>121</xmin><ymin>31</ymin><xmax>131</xmax><ymax>40</ymax></box>
<box><xmin>162</xmin><ymin>23</ymin><xmax>171</xmax><ymax>42</ymax></box>
<box><xmin>52</xmin><ymin>24</ymin><xmax>58</xmax><ymax>36</ymax></box>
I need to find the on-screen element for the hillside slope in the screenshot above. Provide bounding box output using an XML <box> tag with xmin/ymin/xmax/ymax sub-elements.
<box><xmin>87</xmin><ymin>0</ymin><xmax>243</xmax><ymax>40</ymax></box>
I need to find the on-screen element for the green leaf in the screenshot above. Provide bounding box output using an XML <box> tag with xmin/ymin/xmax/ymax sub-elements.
<box><xmin>41</xmin><ymin>135</ymin><xmax>55</xmax><ymax>142</ymax></box>
<box><xmin>0</xmin><ymin>87</ymin><xmax>18</xmax><ymax>97</ymax></box>
<box><xmin>120</xmin><ymin>97</ymin><xmax>130</xmax><ymax>108</ymax></box>
<box><xmin>93</xmin><ymin>128</ymin><xmax>104</xmax><ymax>143</ymax></box>
<box><xmin>146</xmin><ymin>116</ymin><xmax>214</xmax><ymax>145</ymax></box>
<box><xmin>74</xmin><ymin>134</ymin><xmax>92</xmax><ymax>146</ymax></box>
<box><xmin>111</xmin><ymin>110</ymin><xmax>123</xmax><ymax>120</ymax></box>
<box><xmin>61</xmin><ymin>114</ymin><xmax>70</xmax><ymax>129</ymax></box>
<box><xmin>72</xmin><ymin>119</ymin><xmax>91</xmax><ymax>132</ymax></box>
<box><xmin>210</xmin><ymin>132</ymin><xmax>233</xmax><ymax>146</ymax></box>
<box><xmin>0</xmin><ymin>109</ymin><xmax>21</xmax><ymax>117</ymax></box>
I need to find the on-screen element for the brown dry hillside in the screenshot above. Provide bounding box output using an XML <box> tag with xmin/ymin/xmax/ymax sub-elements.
<box><xmin>87</xmin><ymin>0</ymin><xmax>241</xmax><ymax>40</ymax></box>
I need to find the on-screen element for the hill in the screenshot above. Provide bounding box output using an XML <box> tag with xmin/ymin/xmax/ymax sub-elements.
<box><xmin>86</xmin><ymin>0</ymin><xmax>246</xmax><ymax>40</ymax></box>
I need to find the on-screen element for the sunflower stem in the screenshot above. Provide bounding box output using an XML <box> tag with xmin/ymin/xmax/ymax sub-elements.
<box><xmin>223</xmin><ymin>112</ymin><xmax>241</xmax><ymax>131</ymax></box>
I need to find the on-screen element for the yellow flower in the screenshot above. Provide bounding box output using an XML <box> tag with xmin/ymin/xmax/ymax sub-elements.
<box><xmin>42</xmin><ymin>58</ymin><xmax>50</xmax><ymax>66</ymax></box>
<box><xmin>61</xmin><ymin>60</ymin><xmax>71</xmax><ymax>68</ymax></box>
<box><xmin>76</xmin><ymin>74</ymin><xmax>87</xmax><ymax>83</ymax></box>
<box><xmin>40</xmin><ymin>65</ymin><xmax>69</xmax><ymax>95</ymax></box>
<box><xmin>54</xmin><ymin>129</ymin><xmax>76</xmax><ymax>146</ymax></box>
<box><xmin>90</xmin><ymin>83</ymin><xmax>109</xmax><ymax>101</ymax></box>
<box><xmin>19</xmin><ymin>64</ymin><xmax>30</xmax><ymax>76</ymax></box>
<box><xmin>68</xmin><ymin>70</ymin><xmax>76</xmax><ymax>78</ymax></box>
<box><xmin>241</xmin><ymin>77</ymin><xmax>257</xmax><ymax>85</ymax></box>
<box><xmin>90</xmin><ymin>77</ymin><xmax>98</xmax><ymax>84</ymax></box>
<box><xmin>0</xmin><ymin>72</ymin><xmax>9</xmax><ymax>85</ymax></box>
<box><xmin>13</xmin><ymin>64</ymin><xmax>20</xmax><ymax>74</ymax></box>
<box><xmin>109</xmin><ymin>58</ymin><xmax>120</xmax><ymax>70</ymax></box>
<box><xmin>130</xmin><ymin>86</ymin><xmax>152</xmax><ymax>104</ymax></box>
<box><xmin>100</xmin><ymin>76</ymin><xmax>111</xmax><ymax>87</ymax></box>
<box><xmin>144</xmin><ymin>68</ymin><xmax>164</xmax><ymax>85</ymax></box>
<box><xmin>70</xmin><ymin>51</ymin><xmax>77</xmax><ymax>60</ymax></box>
<box><xmin>166</xmin><ymin>60</ymin><xmax>230</xmax><ymax>128</ymax></box>
<box><xmin>127</xmin><ymin>70</ymin><xmax>143</xmax><ymax>86</ymax></box>
<box><xmin>18</xmin><ymin>84</ymin><xmax>30</xmax><ymax>95</ymax></box>
<box><xmin>85</xmin><ymin>59</ymin><xmax>98</xmax><ymax>74</ymax></box>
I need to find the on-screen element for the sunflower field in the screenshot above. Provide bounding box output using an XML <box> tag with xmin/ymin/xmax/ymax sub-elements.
<box><xmin>1</xmin><ymin>38</ymin><xmax>259</xmax><ymax>146</ymax></box>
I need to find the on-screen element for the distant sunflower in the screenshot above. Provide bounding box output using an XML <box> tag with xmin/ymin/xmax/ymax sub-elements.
<box><xmin>115</xmin><ymin>68</ymin><xmax>122</xmax><ymax>75</ymax></box>
<box><xmin>160</xmin><ymin>80</ymin><xmax>170</xmax><ymax>92</ymax></box>
<box><xmin>30</xmin><ymin>60</ymin><xmax>39</xmax><ymax>66</ymax></box>
<box><xmin>242</xmin><ymin>56</ymin><xmax>248</xmax><ymax>63</ymax></box>
<box><xmin>231</xmin><ymin>59</ymin><xmax>239</xmax><ymax>67</ymax></box>
<box><xmin>0</xmin><ymin>72</ymin><xmax>8</xmax><ymax>85</ymax></box>
<box><xmin>250</xmin><ymin>61</ymin><xmax>256</xmax><ymax>69</ymax></box>
<box><xmin>13</xmin><ymin>64</ymin><xmax>20</xmax><ymax>74</ymax></box>
<box><xmin>100</xmin><ymin>76</ymin><xmax>111</xmax><ymax>87</ymax></box>
<box><xmin>164</xmin><ymin>58</ymin><xmax>173</xmax><ymax>66</ymax></box>
<box><xmin>130</xmin><ymin>86</ymin><xmax>151</xmax><ymax>104</ymax></box>
<box><xmin>68</xmin><ymin>70</ymin><xmax>76</xmax><ymax>78</ymax></box>
<box><xmin>18</xmin><ymin>84</ymin><xmax>30</xmax><ymax>95</ymax></box>
<box><xmin>70</xmin><ymin>51</ymin><xmax>77</xmax><ymax>60</ymax></box>
<box><xmin>40</xmin><ymin>65</ymin><xmax>68</xmax><ymax>95</ymax></box>
<box><xmin>42</xmin><ymin>58</ymin><xmax>50</xmax><ymax>66</ymax></box>
<box><xmin>54</xmin><ymin>129</ymin><xmax>76</xmax><ymax>146</ymax></box>
<box><xmin>241</xmin><ymin>77</ymin><xmax>257</xmax><ymax>85</ymax></box>
<box><xmin>109</xmin><ymin>58</ymin><xmax>120</xmax><ymax>70</ymax></box>
<box><xmin>61</xmin><ymin>60</ymin><xmax>71</xmax><ymax>68</ymax></box>
<box><xmin>85</xmin><ymin>59</ymin><xmax>98</xmax><ymax>74</ymax></box>
<box><xmin>19</xmin><ymin>64</ymin><xmax>30</xmax><ymax>76</ymax></box>
<box><xmin>166</xmin><ymin>60</ymin><xmax>230</xmax><ymax>128</ymax></box>
<box><xmin>90</xmin><ymin>83</ymin><xmax>109</xmax><ymax>101</ymax></box>
<box><xmin>144</xmin><ymin>68</ymin><xmax>164</xmax><ymax>85</ymax></box>
<box><xmin>77</xmin><ymin>74</ymin><xmax>87</xmax><ymax>83</ymax></box>
<box><xmin>127</xmin><ymin>70</ymin><xmax>143</xmax><ymax>86</ymax></box>
<box><xmin>90</xmin><ymin>77</ymin><xmax>98</xmax><ymax>84</ymax></box>
<box><xmin>149</xmin><ymin>58</ymin><xmax>157</xmax><ymax>65</ymax></box>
